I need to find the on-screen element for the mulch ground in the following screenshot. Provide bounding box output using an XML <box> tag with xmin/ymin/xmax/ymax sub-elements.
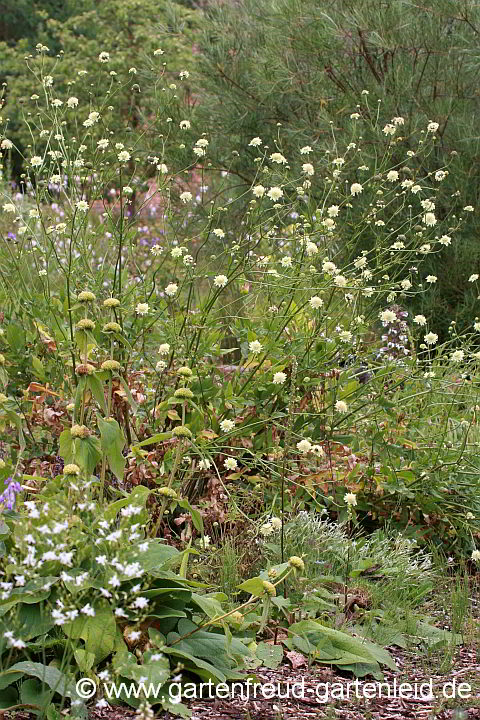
<box><xmin>85</xmin><ymin>642</ymin><xmax>480</xmax><ymax>720</ymax></box>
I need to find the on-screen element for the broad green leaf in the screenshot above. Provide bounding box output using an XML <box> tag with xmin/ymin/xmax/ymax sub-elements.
<box><xmin>132</xmin><ymin>432</ymin><xmax>172</xmax><ymax>449</ymax></box>
<box><xmin>98</xmin><ymin>416</ymin><xmax>126</xmax><ymax>482</ymax></box>
<box><xmin>177</xmin><ymin>499</ymin><xmax>204</xmax><ymax>534</ymax></box>
<box><xmin>125</xmin><ymin>541</ymin><xmax>179</xmax><ymax>573</ymax></box>
<box><xmin>256</xmin><ymin>642</ymin><xmax>283</xmax><ymax>669</ymax></box>
<box><xmin>237</xmin><ymin>577</ymin><xmax>265</xmax><ymax>597</ymax></box>
<box><xmin>87</xmin><ymin>375</ymin><xmax>107</xmax><ymax>414</ymax></box>
<box><xmin>6</xmin><ymin>662</ymin><xmax>84</xmax><ymax>706</ymax></box>
<box><xmin>0</xmin><ymin>686</ymin><xmax>18</xmax><ymax>709</ymax></box>
<box><xmin>73</xmin><ymin>648</ymin><xmax>95</xmax><ymax>673</ymax></box>
<box><xmin>32</xmin><ymin>356</ymin><xmax>46</xmax><ymax>381</ymax></box>
<box><xmin>20</xmin><ymin>677</ymin><xmax>52</xmax><ymax>711</ymax></box>
<box><xmin>104</xmin><ymin>485</ymin><xmax>150</xmax><ymax>520</ymax></box>
<box><xmin>58</xmin><ymin>428</ymin><xmax>73</xmax><ymax>465</ymax></box>
<box><xmin>63</xmin><ymin>606</ymin><xmax>116</xmax><ymax>662</ymax></box>
<box><xmin>74</xmin><ymin>435</ymin><xmax>102</xmax><ymax>476</ymax></box>
<box><xmin>190</xmin><ymin>592</ymin><xmax>224</xmax><ymax>619</ymax></box>
<box><xmin>6</xmin><ymin>324</ymin><xmax>25</xmax><ymax>353</ymax></box>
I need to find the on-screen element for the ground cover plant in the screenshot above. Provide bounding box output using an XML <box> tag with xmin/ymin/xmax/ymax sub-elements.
<box><xmin>0</xmin><ymin>30</ymin><xmax>479</xmax><ymax>720</ymax></box>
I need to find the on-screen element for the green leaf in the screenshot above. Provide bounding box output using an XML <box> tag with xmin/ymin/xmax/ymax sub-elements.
<box><xmin>132</xmin><ymin>432</ymin><xmax>173</xmax><ymax>449</ymax></box>
<box><xmin>98</xmin><ymin>416</ymin><xmax>126</xmax><ymax>482</ymax></box>
<box><xmin>6</xmin><ymin>324</ymin><xmax>25</xmax><ymax>353</ymax></box>
<box><xmin>190</xmin><ymin>592</ymin><xmax>224</xmax><ymax>619</ymax></box>
<box><xmin>237</xmin><ymin>577</ymin><xmax>265</xmax><ymax>597</ymax></box>
<box><xmin>73</xmin><ymin>648</ymin><xmax>96</xmax><ymax>673</ymax></box>
<box><xmin>75</xmin><ymin>435</ymin><xmax>102</xmax><ymax>476</ymax></box>
<box><xmin>63</xmin><ymin>606</ymin><xmax>116</xmax><ymax>662</ymax></box>
<box><xmin>177</xmin><ymin>499</ymin><xmax>204</xmax><ymax>534</ymax></box>
<box><xmin>58</xmin><ymin>428</ymin><xmax>73</xmax><ymax>465</ymax></box>
<box><xmin>6</xmin><ymin>662</ymin><xmax>84</xmax><ymax>707</ymax></box>
<box><xmin>0</xmin><ymin>686</ymin><xmax>19</xmax><ymax>709</ymax></box>
<box><xmin>104</xmin><ymin>486</ymin><xmax>150</xmax><ymax>520</ymax></box>
<box><xmin>32</xmin><ymin>356</ymin><xmax>46</xmax><ymax>381</ymax></box>
<box><xmin>256</xmin><ymin>642</ymin><xmax>283</xmax><ymax>669</ymax></box>
<box><xmin>87</xmin><ymin>375</ymin><xmax>107</xmax><ymax>414</ymax></box>
<box><xmin>125</xmin><ymin>541</ymin><xmax>179</xmax><ymax>573</ymax></box>
<box><xmin>20</xmin><ymin>677</ymin><xmax>53</xmax><ymax>711</ymax></box>
<box><xmin>289</xmin><ymin>620</ymin><xmax>397</xmax><ymax>672</ymax></box>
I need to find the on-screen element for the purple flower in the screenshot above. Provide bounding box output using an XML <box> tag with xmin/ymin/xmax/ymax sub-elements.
<box><xmin>0</xmin><ymin>477</ymin><xmax>22</xmax><ymax>510</ymax></box>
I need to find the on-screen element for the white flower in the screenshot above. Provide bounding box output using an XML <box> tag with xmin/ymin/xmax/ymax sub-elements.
<box><xmin>0</xmin><ymin>139</ymin><xmax>13</xmax><ymax>149</ymax></box>
<box><xmin>451</xmin><ymin>350</ymin><xmax>464</xmax><ymax>362</ymax></box>
<box><xmin>427</xmin><ymin>121</ymin><xmax>439</xmax><ymax>133</ymax></box>
<box><xmin>272</xmin><ymin>371</ymin><xmax>287</xmax><ymax>385</ymax></box>
<box><xmin>438</xmin><ymin>235</ymin><xmax>451</xmax><ymax>246</ymax></box>
<box><xmin>435</xmin><ymin>170</ymin><xmax>447</xmax><ymax>181</ymax></box>
<box><xmin>472</xmin><ymin>549</ymin><xmax>480</xmax><ymax>562</ymax></box>
<box><xmin>424</xmin><ymin>332</ymin><xmax>438</xmax><ymax>345</ymax></box>
<box><xmin>97</xmin><ymin>138</ymin><xmax>109</xmax><ymax>151</ymax></box>
<box><xmin>281</xmin><ymin>256</ymin><xmax>293</xmax><ymax>267</ymax></box>
<box><xmin>267</xmin><ymin>186</ymin><xmax>283</xmax><ymax>201</ymax></box>
<box><xmin>350</xmin><ymin>183</ymin><xmax>363</xmax><ymax>196</ymax></box>
<box><xmin>469</xmin><ymin>274</ymin><xmax>479</xmax><ymax>282</ymax></box>
<box><xmin>165</xmin><ymin>283</ymin><xmax>178</xmax><ymax>297</ymax></box>
<box><xmin>135</xmin><ymin>303</ymin><xmax>149</xmax><ymax>315</ymax></box>
<box><xmin>252</xmin><ymin>185</ymin><xmax>265</xmax><ymax>197</ymax></box>
<box><xmin>158</xmin><ymin>343</ymin><xmax>170</xmax><ymax>355</ymax></box>
<box><xmin>302</xmin><ymin>163</ymin><xmax>314</xmax><ymax>176</ymax></box>
<box><xmin>354</xmin><ymin>256</ymin><xmax>367</xmax><ymax>270</ymax></box>
<box><xmin>249</xmin><ymin>340</ymin><xmax>263</xmax><ymax>355</ymax></box>
<box><xmin>335</xmin><ymin>400</ymin><xmax>348</xmax><ymax>413</ymax></box>
<box><xmin>344</xmin><ymin>492</ymin><xmax>357</xmax><ymax>506</ymax></box>
<box><xmin>312</xmin><ymin>444</ymin><xmax>324</xmax><ymax>457</ymax></box>
<box><xmin>156</xmin><ymin>361</ymin><xmax>167</xmax><ymax>371</ymax></box>
<box><xmin>379</xmin><ymin>309</ymin><xmax>397</xmax><ymax>324</ymax></box>
<box><xmin>271</xmin><ymin>516</ymin><xmax>282</xmax><ymax>530</ymax></box>
<box><xmin>322</xmin><ymin>260</ymin><xmax>337</xmax><ymax>274</ymax></box>
<box><xmin>414</xmin><ymin>314</ymin><xmax>427</xmax><ymax>326</ymax></box>
<box><xmin>76</xmin><ymin>200</ymin><xmax>89</xmax><ymax>211</ymax></box>
<box><xmin>118</xmin><ymin>151</ymin><xmax>131</xmax><ymax>163</ymax></box>
<box><xmin>392</xmin><ymin>116</ymin><xmax>405</xmax><ymax>126</ymax></box>
<box><xmin>386</xmin><ymin>170</ymin><xmax>399</xmax><ymax>182</ymax></box>
<box><xmin>334</xmin><ymin>275</ymin><xmax>347</xmax><ymax>287</ymax></box>
<box><xmin>157</xmin><ymin>163</ymin><xmax>168</xmax><ymax>174</ymax></box>
<box><xmin>300</xmin><ymin>145</ymin><xmax>312</xmax><ymax>154</ymax></box>
<box><xmin>270</xmin><ymin>152</ymin><xmax>287</xmax><ymax>164</ymax></box>
<box><xmin>198</xmin><ymin>459</ymin><xmax>211</xmax><ymax>470</ymax></box>
<box><xmin>2</xmin><ymin>203</ymin><xmax>15</xmax><ymax>213</ymax></box>
<box><xmin>327</xmin><ymin>205</ymin><xmax>339</xmax><ymax>217</ymax></box>
<box><xmin>423</xmin><ymin>212</ymin><xmax>437</xmax><ymax>226</ymax></box>
<box><xmin>248</xmin><ymin>137</ymin><xmax>262</xmax><ymax>147</ymax></box>
<box><xmin>213</xmin><ymin>275</ymin><xmax>228</xmax><ymax>288</ymax></box>
<box><xmin>66</xmin><ymin>96</ymin><xmax>78</xmax><ymax>108</ymax></box>
<box><xmin>98</xmin><ymin>52</ymin><xmax>110</xmax><ymax>63</ymax></box>
<box><xmin>195</xmin><ymin>138</ymin><xmax>209</xmax><ymax>147</ymax></box>
<box><xmin>382</xmin><ymin>124</ymin><xmax>396</xmax><ymax>136</ymax></box>
<box><xmin>260</xmin><ymin>522</ymin><xmax>274</xmax><ymax>537</ymax></box>
<box><xmin>464</xmin><ymin>205</ymin><xmax>474</xmax><ymax>212</ymax></box>
<box><xmin>179</xmin><ymin>191</ymin><xmax>192</xmax><ymax>203</ymax></box>
<box><xmin>212</xmin><ymin>228</ymin><xmax>225</xmax><ymax>238</ymax></box>
<box><xmin>401</xmin><ymin>279</ymin><xmax>412</xmax><ymax>290</ymax></box>
<box><xmin>180</xmin><ymin>120</ymin><xmax>191</xmax><ymax>130</ymax></box>
<box><xmin>133</xmin><ymin>596</ymin><xmax>149</xmax><ymax>609</ymax></box>
<box><xmin>220</xmin><ymin>419</ymin><xmax>235</xmax><ymax>432</ymax></box>
<box><xmin>30</xmin><ymin>156</ymin><xmax>43</xmax><ymax>167</ymax></box>
<box><xmin>224</xmin><ymin>457</ymin><xmax>238</xmax><ymax>470</ymax></box>
<box><xmin>338</xmin><ymin>330</ymin><xmax>352</xmax><ymax>343</ymax></box>
<box><xmin>309</xmin><ymin>296</ymin><xmax>323</xmax><ymax>309</ymax></box>
<box><xmin>350</xmin><ymin>112</ymin><xmax>360</xmax><ymax>120</ymax></box>
<box><xmin>426</xmin><ymin>275</ymin><xmax>437</xmax><ymax>284</ymax></box>
<box><xmin>296</xmin><ymin>439</ymin><xmax>312</xmax><ymax>454</ymax></box>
